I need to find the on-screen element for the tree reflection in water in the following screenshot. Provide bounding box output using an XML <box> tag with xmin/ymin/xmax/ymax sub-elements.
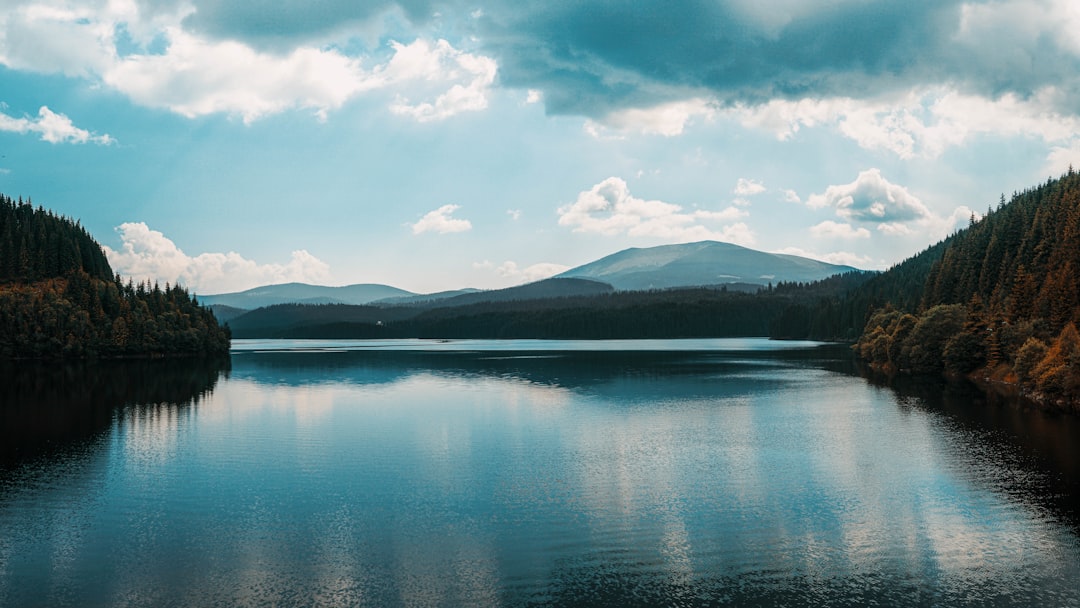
<box><xmin>0</xmin><ymin>357</ymin><xmax>229</xmax><ymax>467</ymax></box>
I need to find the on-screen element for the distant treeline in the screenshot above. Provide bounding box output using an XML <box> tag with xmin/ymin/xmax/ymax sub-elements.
<box><xmin>0</xmin><ymin>194</ymin><xmax>230</xmax><ymax>358</ymax></box>
<box><xmin>228</xmin><ymin>272</ymin><xmax>877</xmax><ymax>340</ymax></box>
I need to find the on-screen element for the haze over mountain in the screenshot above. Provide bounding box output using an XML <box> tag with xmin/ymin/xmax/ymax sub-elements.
<box><xmin>201</xmin><ymin>242</ymin><xmax>859</xmax><ymax>310</ymax></box>
<box><xmin>198</xmin><ymin>283</ymin><xmax>415</xmax><ymax>309</ymax></box>
<box><xmin>556</xmin><ymin>241</ymin><xmax>858</xmax><ymax>290</ymax></box>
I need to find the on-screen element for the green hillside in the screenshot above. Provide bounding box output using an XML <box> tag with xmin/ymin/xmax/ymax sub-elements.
<box><xmin>0</xmin><ymin>194</ymin><xmax>230</xmax><ymax>358</ymax></box>
<box><xmin>851</xmin><ymin>170</ymin><xmax>1080</xmax><ymax>408</ymax></box>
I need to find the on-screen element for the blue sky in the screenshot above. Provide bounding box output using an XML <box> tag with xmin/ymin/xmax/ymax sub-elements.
<box><xmin>1</xmin><ymin>0</ymin><xmax>1078</xmax><ymax>294</ymax></box>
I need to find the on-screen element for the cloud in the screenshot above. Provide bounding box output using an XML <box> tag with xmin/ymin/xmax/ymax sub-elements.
<box><xmin>103</xmin><ymin>222</ymin><xmax>333</xmax><ymax>294</ymax></box>
<box><xmin>809</xmin><ymin>221</ymin><xmax>871</xmax><ymax>239</ymax></box>
<box><xmin>782</xmin><ymin>189</ymin><xmax>801</xmax><ymax>204</ymax></box>
<box><xmin>411</xmin><ymin>204</ymin><xmax>472</xmax><ymax>234</ymax></box>
<box><xmin>585</xmin><ymin>98</ymin><xmax>716</xmax><ymax>137</ymax></box>
<box><xmin>507</xmin><ymin>209</ymin><xmax>522</xmax><ymax>220</ymax></box>
<box><xmin>807</xmin><ymin>168</ymin><xmax>932</xmax><ymax>225</ymax></box>
<box><xmin>103</xmin><ymin>27</ymin><xmax>366</xmax><ymax>123</ymax></box>
<box><xmin>0</xmin><ymin>106</ymin><xmax>113</xmax><ymax>144</ymax></box>
<box><xmin>386</xmin><ymin>39</ymin><xmax>497</xmax><ymax>122</ymax></box>
<box><xmin>0</xmin><ymin>5</ymin><xmax>494</xmax><ymax>123</ymax></box>
<box><xmin>176</xmin><ymin>0</ymin><xmax>418</xmax><ymax>49</ymax></box>
<box><xmin>734</xmin><ymin>178</ymin><xmax>766</xmax><ymax>196</ymax></box>
<box><xmin>734</xmin><ymin>87</ymin><xmax>1080</xmax><ymax>159</ymax></box>
<box><xmin>557</xmin><ymin>177</ymin><xmax>754</xmax><ymax>244</ymax></box>
<box><xmin>775</xmin><ymin>246</ymin><xmax>881</xmax><ymax>270</ymax></box>
<box><xmin>808</xmin><ymin>169</ymin><xmax>978</xmax><ymax>239</ymax></box>
<box><xmin>101</xmin><ymin>31</ymin><xmax>495</xmax><ymax>123</ymax></box>
<box><xmin>474</xmin><ymin>260</ymin><xmax>570</xmax><ymax>284</ymax></box>
<box><xmin>0</xmin><ymin>3</ymin><xmax>116</xmax><ymax>77</ymax></box>
<box><xmin>1045</xmin><ymin>142</ymin><xmax>1080</xmax><ymax>176</ymax></box>
<box><xmin>478</xmin><ymin>1</ymin><xmax>1080</xmax><ymax>119</ymax></box>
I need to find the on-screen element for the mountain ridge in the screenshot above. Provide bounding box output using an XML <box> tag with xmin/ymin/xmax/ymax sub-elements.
<box><xmin>204</xmin><ymin>241</ymin><xmax>861</xmax><ymax>309</ymax></box>
<box><xmin>556</xmin><ymin>241</ymin><xmax>857</xmax><ymax>290</ymax></box>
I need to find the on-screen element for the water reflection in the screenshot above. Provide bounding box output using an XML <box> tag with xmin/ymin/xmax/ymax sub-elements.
<box><xmin>0</xmin><ymin>357</ymin><xmax>228</xmax><ymax>467</ymax></box>
<box><xmin>863</xmin><ymin>368</ymin><xmax>1080</xmax><ymax>529</ymax></box>
<box><xmin>1</xmin><ymin>342</ymin><xmax>1079</xmax><ymax>607</ymax></box>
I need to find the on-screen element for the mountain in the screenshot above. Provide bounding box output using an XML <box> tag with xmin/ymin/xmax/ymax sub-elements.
<box><xmin>556</xmin><ymin>241</ymin><xmax>858</xmax><ymax>290</ymax></box>
<box><xmin>226</xmin><ymin>277</ymin><xmax>615</xmax><ymax>336</ymax></box>
<box><xmin>417</xmin><ymin>277</ymin><xmax>613</xmax><ymax>308</ymax></box>
<box><xmin>199</xmin><ymin>282</ymin><xmax>416</xmax><ymax>309</ymax></box>
<box><xmin>373</xmin><ymin>288</ymin><xmax>482</xmax><ymax>305</ymax></box>
<box><xmin>207</xmin><ymin>242</ymin><xmax>854</xmax><ymax>312</ymax></box>
<box><xmin>207</xmin><ymin>304</ymin><xmax>250</xmax><ymax>324</ymax></box>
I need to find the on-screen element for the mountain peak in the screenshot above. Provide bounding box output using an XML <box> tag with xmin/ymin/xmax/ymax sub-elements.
<box><xmin>557</xmin><ymin>241</ymin><xmax>856</xmax><ymax>290</ymax></box>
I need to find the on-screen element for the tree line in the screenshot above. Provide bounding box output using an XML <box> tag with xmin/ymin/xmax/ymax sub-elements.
<box><xmin>848</xmin><ymin>169</ymin><xmax>1080</xmax><ymax>408</ymax></box>
<box><xmin>0</xmin><ymin>194</ymin><xmax>230</xmax><ymax>359</ymax></box>
<box><xmin>228</xmin><ymin>277</ymin><xmax>877</xmax><ymax>340</ymax></box>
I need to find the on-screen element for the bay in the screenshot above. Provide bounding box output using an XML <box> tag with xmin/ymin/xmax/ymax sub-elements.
<box><xmin>1</xmin><ymin>339</ymin><xmax>1078</xmax><ymax>607</ymax></box>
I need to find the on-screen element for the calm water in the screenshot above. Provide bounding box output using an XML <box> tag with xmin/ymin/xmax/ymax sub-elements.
<box><xmin>2</xmin><ymin>339</ymin><xmax>1079</xmax><ymax>607</ymax></box>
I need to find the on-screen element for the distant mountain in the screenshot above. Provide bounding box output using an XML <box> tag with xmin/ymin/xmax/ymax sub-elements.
<box><xmin>207</xmin><ymin>304</ymin><xmax>250</xmax><ymax>324</ymax></box>
<box><xmin>423</xmin><ymin>277</ymin><xmax>613</xmax><ymax>308</ymax></box>
<box><xmin>556</xmin><ymin>241</ymin><xmax>858</xmax><ymax>290</ymax></box>
<box><xmin>199</xmin><ymin>283</ymin><xmax>416</xmax><ymax>309</ymax></box>
<box><xmin>373</xmin><ymin>288</ymin><xmax>482</xmax><ymax>305</ymax></box>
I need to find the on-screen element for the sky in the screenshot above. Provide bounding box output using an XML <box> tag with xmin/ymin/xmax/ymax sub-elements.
<box><xmin>1</xmin><ymin>0</ymin><xmax>1079</xmax><ymax>295</ymax></box>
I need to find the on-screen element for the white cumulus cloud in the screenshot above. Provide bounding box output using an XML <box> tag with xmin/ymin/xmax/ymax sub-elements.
<box><xmin>411</xmin><ymin>204</ymin><xmax>472</xmax><ymax>234</ymax></box>
<box><xmin>809</xmin><ymin>220</ymin><xmax>871</xmax><ymax>239</ymax></box>
<box><xmin>586</xmin><ymin>98</ymin><xmax>716</xmax><ymax>137</ymax></box>
<box><xmin>734</xmin><ymin>178</ymin><xmax>767</xmax><ymax>196</ymax></box>
<box><xmin>808</xmin><ymin>169</ymin><xmax>978</xmax><ymax>240</ymax></box>
<box><xmin>474</xmin><ymin>260</ymin><xmax>571</xmax><ymax>284</ymax></box>
<box><xmin>387</xmin><ymin>39</ymin><xmax>497</xmax><ymax>122</ymax></box>
<box><xmin>0</xmin><ymin>106</ymin><xmax>113</xmax><ymax>144</ymax></box>
<box><xmin>807</xmin><ymin>168</ymin><xmax>932</xmax><ymax>225</ymax></box>
<box><xmin>775</xmin><ymin>246</ymin><xmax>882</xmax><ymax>270</ymax></box>
<box><xmin>557</xmin><ymin>177</ymin><xmax>755</xmax><ymax>245</ymax></box>
<box><xmin>103</xmin><ymin>222</ymin><xmax>333</xmax><ymax>294</ymax></box>
<box><xmin>0</xmin><ymin>4</ymin><xmax>496</xmax><ymax>124</ymax></box>
<box><xmin>731</xmin><ymin>87</ymin><xmax>1080</xmax><ymax>161</ymax></box>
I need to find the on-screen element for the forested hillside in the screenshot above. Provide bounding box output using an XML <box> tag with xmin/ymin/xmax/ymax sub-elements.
<box><xmin>852</xmin><ymin>170</ymin><xmax>1080</xmax><ymax>408</ymax></box>
<box><xmin>0</xmin><ymin>195</ymin><xmax>230</xmax><ymax>358</ymax></box>
<box><xmin>228</xmin><ymin>275</ymin><xmax>876</xmax><ymax>340</ymax></box>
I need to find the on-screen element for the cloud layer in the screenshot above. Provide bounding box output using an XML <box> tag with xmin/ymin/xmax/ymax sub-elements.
<box><xmin>474</xmin><ymin>0</ymin><xmax>1080</xmax><ymax>119</ymax></box>
<box><xmin>558</xmin><ymin>177</ymin><xmax>753</xmax><ymax>244</ymax></box>
<box><xmin>6</xmin><ymin>0</ymin><xmax>1080</xmax><ymax>152</ymax></box>
<box><xmin>104</xmin><ymin>222</ymin><xmax>333</xmax><ymax>294</ymax></box>
<box><xmin>0</xmin><ymin>3</ymin><xmax>495</xmax><ymax>123</ymax></box>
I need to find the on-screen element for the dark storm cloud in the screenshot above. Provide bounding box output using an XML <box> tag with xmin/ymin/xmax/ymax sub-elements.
<box><xmin>475</xmin><ymin>1</ymin><xmax>954</xmax><ymax>113</ymax></box>
<box><xmin>158</xmin><ymin>0</ymin><xmax>1080</xmax><ymax>117</ymax></box>
<box><xmin>167</xmin><ymin>0</ymin><xmax>438</xmax><ymax>48</ymax></box>
<box><xmin>483</xmin><ymin>0</ymin><xmax>1080</xmax><ymax>117</ymax></box>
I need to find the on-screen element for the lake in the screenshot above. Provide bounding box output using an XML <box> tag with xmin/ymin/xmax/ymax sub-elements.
<box><xmin>2</xmin><ymin>339</ymin><xmax>1079</xmax><ymax>607</ymax></box>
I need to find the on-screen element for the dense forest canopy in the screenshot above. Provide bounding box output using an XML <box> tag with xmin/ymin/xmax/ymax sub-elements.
<box><xmin>0</xmin><ymin>195</ymin><xmax>112</xmax><ymax>283</ymax></box>
<box><xmin>851</xmin><ymin>169</ymin><xmax>1080</xmax><ymax>408</ymax></box>
<box><xmin>0</xmin><ymin>194</ymin><xmax>230</xmax><ymax>358</ymax></box>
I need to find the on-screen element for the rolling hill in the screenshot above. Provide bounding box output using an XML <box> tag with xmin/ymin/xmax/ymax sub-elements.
<box><xmin>556</xmin><ymin>241</ymin><xmax>857</xmax><ymax>290</ymax></box>
<box><xmin>198</xmin><ymin>282</ymin><xmax>416</xmax><ymax>309</ymax></box>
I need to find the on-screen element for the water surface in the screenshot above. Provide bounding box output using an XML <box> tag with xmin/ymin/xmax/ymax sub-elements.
<box><xmin>1</xmin><ymin>339</ymin><xmax>1078</xmax><ymax>607</ymax></box>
